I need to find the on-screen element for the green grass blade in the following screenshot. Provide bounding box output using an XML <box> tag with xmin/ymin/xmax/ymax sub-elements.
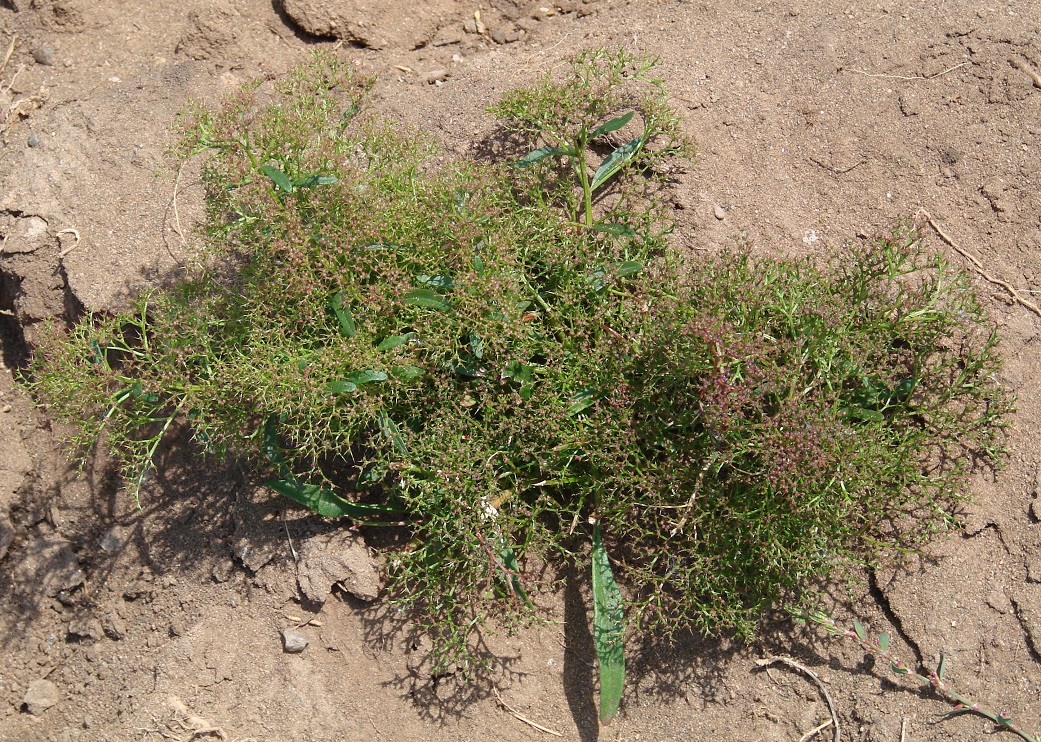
<box><xmin>592</xmin><ymin>524</ymin><xmax>625</xmax><ymax>724</ymax></box>
<box><xmin>265</xmin><ymin>476</ymin><xmax>402</xmax><ymax>518</ymax></box>
<box><xmin>516</xmin><ymin>146</ymin><xmax>573</xmax><ymax>167</ymax></box>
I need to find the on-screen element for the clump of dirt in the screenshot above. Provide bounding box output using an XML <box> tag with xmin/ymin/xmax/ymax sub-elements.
<box><xmin>2</xmin><ymin>0</ymin><xmax>1041</xmax><ymax>740</ymax></box>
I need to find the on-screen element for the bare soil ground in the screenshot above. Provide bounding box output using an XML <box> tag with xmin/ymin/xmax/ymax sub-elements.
<box><xmin>1</xmin><ymin>1</ymin><xmax>1040</xmax><ymax>740</ymax></box>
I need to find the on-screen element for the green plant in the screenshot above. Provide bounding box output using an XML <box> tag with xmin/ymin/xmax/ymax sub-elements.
<box><xmin>796</xmin><ymin>609</ymin><xmax>1039</xmax><ymax>741</ymax></box>
<box><xmin>28</xmin><ymin>50</ymin><xmax>1011</xmax><ymax>723</ymax></box>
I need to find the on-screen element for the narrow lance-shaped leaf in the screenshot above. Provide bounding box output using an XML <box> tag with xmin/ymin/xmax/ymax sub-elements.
<box><xmin>516</xmin><ymin>146</ymin><xmax>574</xmax><ymax>167</ymax></box>
<box><xmin>405</xmin><ymin>288</ymin><xmax>452</xmax><ymax>312</ymax></box>
<box><xmin>260</xmin><ymin>164</ymin><xmax>294</xmax><ymax>193</ymax></box>
<box><xmin>330</xmin><ymin>292</ymin><xmax>356</xmax><ymax>338</ymax></box>
<box><xmin>592</xmin><ymin>524</ymin><xmax>625</xmax><ymax>724</ymax></box>
<box><xmin>589</xmin><ymin>110</ymin><xmax>635</xmax><ymax>139</ymax></box>
<box><xmin>590</xmin><ymin>135</ymin><xmax>644</xmax><ymax>193</ymax></box>
<box><xmin>265</xmin><ymin>476</ymin><xmax>401</xmax><ymax>519</ymax></box>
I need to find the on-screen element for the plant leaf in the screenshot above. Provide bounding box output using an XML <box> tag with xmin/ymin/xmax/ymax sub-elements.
<box><xmin>377</xmin><ymin>333</ymin><xmax>414</xmax><ymax>351</ymax></box>
<box><xmin>265</xmin><ymin>476</ymin><xmax>401</xmax><ymax>518</ymax></box>
<box><xmin>590</xmin><ymin>110</ymin><xmax>635</xmax><ymax>139</ymax></box>
<box><xmin>292</xmin><ymin>173</ymin><xmax>339</xmax><ymax>189</ymax></box>
<box><xmin>345</xmin><ymin>369</ymin><xmax>388</xmax><ymax>386</ymax></box>
<box><xmin>590</xmin><ymin>135</ymin><xmax>643</xmax><ymax>192</ymax></box>
<box><xmin>260</xmin><ymin>164</ymin><xmax>294</xmax><ymax>193</ymax></box>
<box><xmin>617</xmin><ymin>261</ymin><xmax>644</xmax><ymax>278</ymax></box>
<box><xmin>378</xmin><ymin>411</ymin><xmax>408</xmax><ymax>454</ymax></box>
<box><xmin>569</xmin><ymin>386</ymin><xmax>599</xmax><ymax>415</ymax></box>
<box><xmin>262</xmin><ymin>415</ymin><xmax>286</xmax><ymax>465</ymax></box>
<box><xmin>592</xmin><ymin>524</ymin><xmax>625</xmax><ymax>724</ymax></box>
<box><xmin>592</xmin><ymin>222</ymin><xmax>637</xmax><ymax>237</ymax></box>
<box><xmin>405</xmin><ymin>288</ymin><xmax>452</xmax><ymax>311</ymax></box>
<box><xmin>325</xmin><ymin>380</ymin><xmax>358</xmax><ymax>394</ymax></box>
<box><xmin>330</xmin><ymin>292</ymin><xmax>356</xmax><ymax>337</ymax></box>
<box><xmin>890</xmin><ymin>660</ymin><xmax>910</xmax><ymax>675</ymax></box>
<box><xmin>516</xmin><ymin>146</ymin><xmax>573</xmax><ymax>167</ymax></box>
<box><xmin>878</xmin><ymin>632</ymin><xmax>890</xmax><ymax>652</ymax></box>
<box><xmin>853</xmin><ymin>618</ymin><xmax>867</xmax><ymax>641</ymax></box>
<box><xmin>416</xmin><ymin>274</ymin><xmax>455</xmax><ymax>289</ymax></box>
<box><xmin>500</xmin><ymin>546</ymin><xmax>531</xmax><ymax>605</ymax></box>
<box><xmin>391</xmin><ymin>365</ymin><xmax>424</xmax><ymax>381</ymax></box>
<box><xmin>937</xmin><ymin>652</ymin><xmax>947</xmax><ymax>682</ymax></box>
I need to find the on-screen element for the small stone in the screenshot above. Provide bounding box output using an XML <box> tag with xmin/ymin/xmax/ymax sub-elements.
<box><xmin>211</xmin><ymin>558</ymin><xmax>233</xmax><ymax>583</ymax></box>
<box><xmin>1027</xmin><ymin>558</ymin><xmax>1041</xmax><ymax>584</ymax></box>
<box><xmin>98</xmin><ymin>527</ymin><xmax>125</xmax><ymax>554</ymax></box>
<box><xmin>68</xmin><ymin>612</ymin><xmax>102</xmax><ymax>640</ymax></box>
<box><xmin>1032</xmin><ymin>468</ymin><xmax>1041</xmax><ymax>497</ymax></box>
<box><xmin>27</xmin><ymin>133</ymin><xmax>40</xmax><ymax>147</ymax></box>
<box><xmin>1031</xmin><ymin>499</ymin><xmax>1041</xmax><ymax>522</ymax></box>
<box><xmin>102</xmin><ymin>614</ymin><xmax>127</xmax><ymax>641</ymax></box>
<box><xmin>282</xmin><ymin>628</ymin><xmax>308</xmax><ymax>654</ymax></box>
<box><xmin>32</xmin><ymin>45</ymin><xmax>54</xmax><ymax>66</ymax></box>
<box><xmin>423</xmin><ymin>69</ymin><xmax>448</xmax><ymax>85</ymax></box>
<box><xmin>489</xmin><ymin>26</ymin><xmax>521</xmax><ymax>44</ymax></box>
<box><xmin>462</xmin><ymin>18</ymin><xmax>479</xmax><ymax>33</ymax></box>
<box><xmin>23</xmin><ymin>679</ymin><xmax>59</xmax><ymax>715</ymax></box>
<box><xmin>713</xmin><ymin>204</ymin><xmax>726</xmax><ymax>220</ymax></box>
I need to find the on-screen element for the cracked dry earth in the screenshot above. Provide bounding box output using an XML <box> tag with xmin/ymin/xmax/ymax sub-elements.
<box><xmin>1</xmin><ymin>0</ymin><xmax>1041</xmax><ymax>740</ymax></box>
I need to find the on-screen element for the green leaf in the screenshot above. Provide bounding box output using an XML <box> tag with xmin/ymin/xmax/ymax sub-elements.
<box><xmin>260</xmin><ymin>164</ymin><xmax>294</xmax><ymax>193</ymax></box>
<box><xmin>516</xmin><ymin>146</ymin><xmax>573</xmax><ymax>167</ymax></box>
<box><xmin>293</xmin><ymin>173</ymin><xmax>339</xmax><ymax>189</ymax></box>
<box><xmin>504</xmin><ymin>360</ymin><xmax>534</xmax><ymax>385</ymax></box>
<box><xmin>416</xmin><ymin>274</ymin><xmax>455</xmax><ymax>289</ymax></box>
<box><xmin>378</xmin><ymin>411</ymin><xmax>407</xmax><ymax>454</ymax></box>
<box><xmin>592</xmin><ymin>525</ymin><xmax>625</xmax><ymax>724</ymax></box>
<box><xmin>469</xmin><ymin>332</ymin><xmax>485</xmax><ymax>359</ymax></box>
<box><xmin>405</xmin><ymin>288</ymin><xmax>452</xmax><ymax>311</ymax></box>
<box><xmin>500</xmin><ymin>546</ymin><xmax>530</xmax><ymax>605</ymax></box>
<box><xmin>590</xmin><ymin>135</ymin><xmax>644</xmax><ymax>192</ymax></box>
<box><xmin>569</xmin><ymin>387</ymin><xmax>599</xmax><ymax>416</ymax></box>
<box><xmin>617</xmin><ymin>261</ymin><xmax>644</xmax><ymax>278</ymax></box>
<box><xmin>262</xmin><ymin>415</ymin><xmax>286</xmax><ymax>465</ymax></box>
<box><xmin>890</xmin><ymin>661</ymin><xmax>910</xmax><ymax>675</ymax></box>
<box><xmin>345</xmin><ymin>369</ymin><xmax>388</xmax><ymax>386</ymax></box>
<box><xmin>326</xmin><ymin>379</ymin><xmax>358</xmax><ymax>394</ymax></box>
<box><xmin>590</xmin><ymin>110</ymin><xmax>635</xmax><ymax>139</ymax></box>
<box><xmin>330</xmin><ymin>292</ymin><xmax>356</xmax><ymax>337</ymax></box>
<box><xmin>377</xmin><ymin>333</ymin><xmax>413</xmax><ymax>351</ymax></box>
<box><xmin>853</xmin><ymin>618</ymin><xmax>867</xmax><ymax>641</ymax></box>
<box><xmin>391</xmin><ymin>365</ymin><xmax>424</xmax><ymax>381</ymax></box>
<box><xmin>265</xmin><ymin>476</ymin><xmax>401</xmax><ymax>519</ymax></box>
<box><xmin>937</xmin><ymin>652</ymin><xmax>947</xmax><ymax>682</ymax></box>
<box><xmin>592</xmin><ymin>222</ymin><xmax>637</xmax><ymax>237</ymax></box>
<box><xmin>878</xmin><ymin>632</ymin><xmax>890</xmax><ymax>652</ymax></box>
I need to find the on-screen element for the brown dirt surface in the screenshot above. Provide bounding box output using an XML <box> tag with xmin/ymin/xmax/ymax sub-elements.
<box><xmin>1</xmin><ymin>0</ymin><xmax>1040</xmax><ymax>740</ymax></box>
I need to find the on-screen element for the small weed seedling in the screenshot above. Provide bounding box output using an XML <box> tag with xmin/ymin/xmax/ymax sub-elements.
<box><xmin>796</xmin><ymin>609</ymin><xmax>1039</xmax><ymax>741</ymax></box>
<box><xmin>29</xmin><ymin>50</ymin><xmax>1011</xmax><ymax>723</ymax></box>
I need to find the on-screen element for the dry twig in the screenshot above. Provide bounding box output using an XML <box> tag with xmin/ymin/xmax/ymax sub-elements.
<box><xmin>492</xmin><ymin>688</ymin><xmax>564</xmax><ymax>737</ymax></box>
<box><xmin>756</xmin><ymin>655</ymin><xmax>841</xmax><ymax>742</ymax></box>
<box><xmin>1010</xmin><ymin>58</ymin><xmax>1041</xmax><ymax>89</ymax></box>
<box><xmin>0</xmin><ymin>34</ymin><xmax>16</xmax><ymax>79</ymax></box>
<box><xmin>799</xmin><ymin>719</ymin><xmax>834</xmax><ymax>742</ymax></box>
<box><xmin>916</xmin><ymin>208</ymin><xmax>1041</xmax><ymax>318</ymax></box>
<box><xmin>57</xmin><ymin>228</ymin><xmax>81</xmax><ymax>258</ymax></box>
<box><xmin>844</xmin><ymin>62</ymin><xmax>970</xmax><ymax>81</ymax></box>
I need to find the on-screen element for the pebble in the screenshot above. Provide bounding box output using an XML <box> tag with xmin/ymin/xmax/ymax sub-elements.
<box><xmin>424</xmin><ymin>69</ymin><xmax>448</xmax><ymax>85</ymax></box>
<box><xmin>1031</xmin><ymin>499</ymin><xmax>1041</xmax><ymax>522</ymax></box>
<box><xmin>32</xmin><ymin>45</ymin><xmax>54</xmax><ymax>66</ymax></box>
<box><xmin>713</xmin><ymin>204</ymin><xmax>726</xmax><ymax>220</ymax></box>
<box><xmin>27</xmin><ymin>133</ymin><xmax>40</xmax><ymax>147</ymax></box>
<box><xmin>281</xmin><ymin>628</ymin><xmax>308</xmax><ymax>654</ymax></box>
<box><xmin>98</xmin><ymin>526</ymin><xmax>125</xmax><ymax>554</ymax></box>
<box><xmin>23</xmin><ymin>679</ymin><xmax>59</xmax><ymax>715</ymax></box>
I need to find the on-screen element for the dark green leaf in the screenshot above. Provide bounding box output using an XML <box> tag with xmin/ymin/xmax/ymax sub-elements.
<box><xmin>260</xmin><ymin>164</ymin><xmax>294</xmax><ymax>193</ymax></box>
<box><xmin>293</xmin><ymin>173</ymin><xmax>339</xmax><ymax>189</ymax></box>
<box><xmin>500</xmin><ymin>546</ymin><xmax>530</xmax><ymax>605</ymax></box>
<box><xmin>590</xmin><ymin>110</ymin><xmax>635</xmax><ymax>139</ymax></box>
<box><xmin>405</xmin><ymin>288</ymin><xmax>452</xmax><ymax>311</ymax></box>
<box><xmin>345</xmin><ymin>369</ymin><xmax>388</xmax><ymax>386</ymax></box>
<box><xmin>469</xmin><ymin>332</ymin><xmax>485</xmax><ymax>359</ymax></box>
<box><xmin>391</xmin><ymin>365</ymin><xmax>424</xmax><ymax>381</ymax></box>
<box><xmin>416</xmin><ymin>274</ymin><xmax>455</xmax><ymax>289</ymax></box>
<box><xmin>592</xmin><ymin>525</ymin><xmax>625</xmax><ymax>723</ymax></box>
<box><xmin>937</xmin><ymin>653</ymin><xmax>947</xmax><ymax>682</ymax></box>
<box><xmin>516</xmin><ymin>146</ymin><xmax>573</xmax><ymax>167</ymax></box>
<box><xmin>617</xmin><ymin>261</ymin><xmax>644</xmax><ymax>277</ymax></box>
<box><xmin>504</xmin><ymin>360</ymin><xmax>534</xmax><ymax>385</ymax></box>
<box><xmin>592</xmin><ymin>222</ymin><xmax>637</xmax><ymax>237</ymax></box>
<box><xmin>377</xmin><ymin>333</ymin><xmax>413</xmax><ymax>351</ymax></box>
<box><xmin>262</xmin><ymin>415</ymin><xmax>286</xmax><ymax>465</ymax></box>
<box><xmin>378</xmin><ymin>411</ymin><xmax>407</xmax><ymax>454</ymax></box>
<box><xmin>265</xmin><ymin>477</ymin><xmax>402</xmax><ymax>519</ymax></box>
<box><xmin>890</xmin><ymin>661</ymin><xmax>910</xmax><ymax>675</ymax></box>
<box><xmin>590</xmin><ymin>136</ymin><xmax>644</xmax><ymax>192</ymax></box>
<box><xmin>326</xmin><ymin>380</ymin><xmax>358</xmax><ymax>394</ymax></box>
<box><xmin>569</xmin><ymin>387</ymin><xmax>599</xmax><ymax>415</ymax></box>
<box><xmin>330</xmin><ymin>292</ymin><xmax>356</xmax><ymax>337</ymax></box>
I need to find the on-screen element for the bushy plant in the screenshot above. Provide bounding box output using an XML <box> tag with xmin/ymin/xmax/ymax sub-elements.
<box><xmin>28</xmin><ymin>51</ymin><xmax>1011</xmax><ymax>721</ymax></box>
